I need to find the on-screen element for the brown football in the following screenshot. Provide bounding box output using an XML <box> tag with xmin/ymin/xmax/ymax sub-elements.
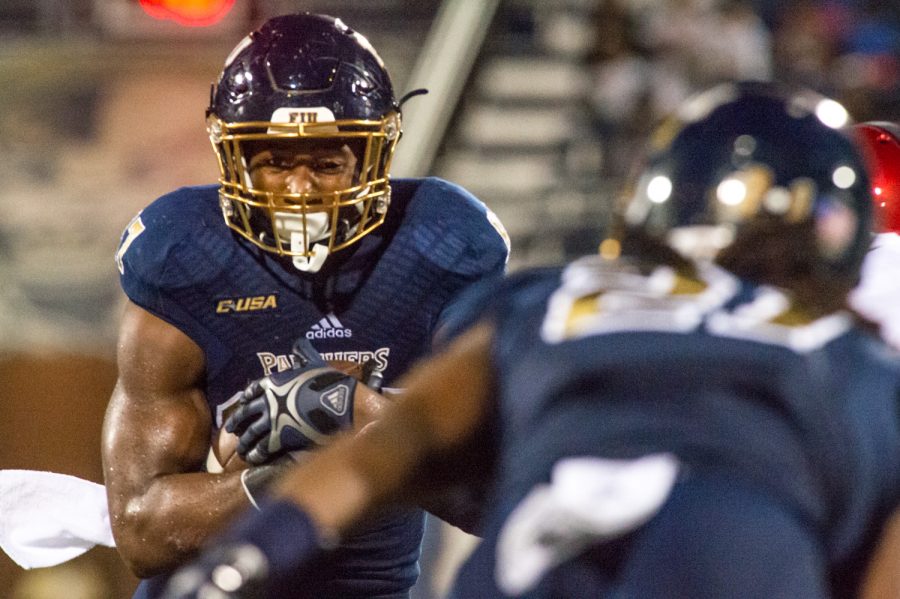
<box><xmin>206</xmin><ymin>425</ymin><xmax>248</xmax><ymax>473</ymax></box>
<box><xmin>329</xmin><ymin>359</ymin><xmax>366</xmax><ymax>380</ymax></box>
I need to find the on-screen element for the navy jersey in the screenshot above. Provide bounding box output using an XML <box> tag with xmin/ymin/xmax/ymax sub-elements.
<box><xmin>116</xmin><ymin>177</ymin><xmax>508</xmax><ymax>598</ymax></box>
<box><xmin>448</xmin><ymin>255</ymin><xmax>900</xmax><ymax>599</ymax></box>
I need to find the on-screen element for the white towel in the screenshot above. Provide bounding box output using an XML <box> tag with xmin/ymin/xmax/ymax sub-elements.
<box><xmin>852</xmin><ymin>232</ymin><xmax>900</xmax><ymax>352</ymax></box>
<box><xmin>0</xmin><ymin>470</ymin><xmax>115</xmax><ymax>569</ymax></box>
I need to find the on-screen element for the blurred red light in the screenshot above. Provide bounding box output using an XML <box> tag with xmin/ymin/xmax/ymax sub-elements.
<box><xmin>139</xmin><ymin>0</ymin><xmax>235</xmax><ymax>27</ymax></box>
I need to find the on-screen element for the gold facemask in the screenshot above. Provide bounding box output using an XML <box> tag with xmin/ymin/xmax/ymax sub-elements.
<box><xmin>207</xmin><ymin>110</ymin><xmax>401</xmax><ymax>266</ymax></box>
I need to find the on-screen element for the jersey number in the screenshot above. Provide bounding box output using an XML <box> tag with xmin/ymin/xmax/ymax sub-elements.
<box><xmin>116</xmin><ymin>215</ymin><xmax>146</xmax><ymax>274</ymax></box>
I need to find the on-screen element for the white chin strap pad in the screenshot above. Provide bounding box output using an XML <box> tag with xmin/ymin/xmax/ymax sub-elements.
<box><xmin>292</xmin><ymin>241</ymin><xmax>330</xmax><ymax>272</ymax></box>
<box><xmin>273</xmin><ymin>211</ymin><xmax>331</xmax><ymax>273</ymax></box>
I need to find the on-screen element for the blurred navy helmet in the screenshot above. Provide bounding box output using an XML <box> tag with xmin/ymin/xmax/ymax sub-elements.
<box><xmin>612</xmin><ymin>81</ymin><xmax>872</xmax><ymax>287</ymax></box>
<box><xmin>206</xmin><ymin>13</ymin><xmax>401</xmax><ymax>271</ymax></box>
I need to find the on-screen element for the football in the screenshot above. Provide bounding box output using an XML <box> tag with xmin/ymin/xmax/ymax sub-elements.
<box><xmin>207</xmin><ymin>426</ymin><xmax>248</xmax><ymax>473</ymax></box>
<box><xmin>329</xmin><ymin>359</ymin><xmax>366</xmax><ymax>380</ymax></box>
<box><xmin>216</xmin><ymin>426</ymin><xmax>248</xmax><ymax>471</ymax></box>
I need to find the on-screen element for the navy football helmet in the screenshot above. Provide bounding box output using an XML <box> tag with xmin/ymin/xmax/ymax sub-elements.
<box><xmin>611</xmin><ymin>81</ymin><xmax>872</xmax><ymax>290</ymax></box>
<box><xmin>207</xmin><ymin>13</ymin><xmax>401</xmax><ymax>271</ymax></box>
<box><xmin>853</xmin><ymin>122</ymin><xmax>900</xmax><ymax>234</ymax></box>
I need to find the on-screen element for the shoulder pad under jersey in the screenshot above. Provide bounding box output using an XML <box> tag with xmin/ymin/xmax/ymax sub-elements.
<box><xmin>402</xmin><ymin>177</ymin><xmax>510</xmax><ymax>276</ymax></box>
<box><xmin>436</xmin><ymin>266</ymin><xmax>563</xmax><ymax>348</ymax></box>
<box><xmin>116</xmin><ymin>185</ymin><xmax>236</xmax><ymax>302</ymax></box>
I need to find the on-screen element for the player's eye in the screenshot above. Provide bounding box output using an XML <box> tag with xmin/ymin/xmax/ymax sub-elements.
<box><xmin>250</xmin><ymin>158</ymin><xmax>283</xmax><ymax>172</ymax></box>
<box><xmin>314</xmin><ymin>159</ymin><xmax>345</xmax><ymax>174</ymax></box>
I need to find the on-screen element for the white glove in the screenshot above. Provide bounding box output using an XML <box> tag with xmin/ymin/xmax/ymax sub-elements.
<box><xmin>495</xmin><ymin>453</ymin><xmax>679</xmax><ymax>595</ymax></box>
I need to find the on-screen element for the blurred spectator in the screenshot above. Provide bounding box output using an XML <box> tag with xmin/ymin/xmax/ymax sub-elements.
<box><xmin>832</xmin><ymin>4</ymin><xmax>900</xmax><ymax>120</ymax></box>
<box><xmin>587</xmin><ymin>0</ymin><xmax>898</xmax><ymax>189</ymax></box>
<box><xmin>771</xmin><ymin>1</ymin><xmax>835</xmax><ymax>91</ymax></box>
<box><xmin>716</xmin><ymin>1</ymin><xmax>773</xmax><ymax>82</ymax></box>
<box><xmin>587</xmin><ymin>0</ymin><xmax>773</xmax><ymax>179</ymax></box>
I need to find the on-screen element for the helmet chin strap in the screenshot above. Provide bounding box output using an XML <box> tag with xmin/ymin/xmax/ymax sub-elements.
<box><xmin>274</xmin><ymin>211</ymin><xmax>331</xmax><ymax>273</ymax></box>
<box><xmin>274</xmin><ymin>199</ymin><xmax>368</xmax><ymax>273</ymax></box>
<box><xmin>292</xmin><ymin>240</ymin><xmax>329</xmax><ymax>272</ymax></box>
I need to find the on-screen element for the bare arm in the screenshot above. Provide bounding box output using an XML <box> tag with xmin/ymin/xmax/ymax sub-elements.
<box><xmin>101</xmin><ymin>301</ymin><xmax>250</xmax><ymax>577</ymax></box>
<box><xmin>271</xmin><ymin>321</ymin><xmax>496</xmax><ymax>538</ymax></box>
<box><xmin>861</xmin><ymin>507</ymin><xmax>900</xmax><ymax>599</ymax></box>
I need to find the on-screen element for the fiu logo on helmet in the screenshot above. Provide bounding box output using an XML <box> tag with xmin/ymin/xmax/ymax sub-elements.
<box><xmin>288</xmin><ymin>111</ymin><xmax>319</xmax><ymax>124</ymax></box>
<box><xmin>216</xmin><ymin>294</ymin><xmax>278</xmax><ymax>314</ymax></box>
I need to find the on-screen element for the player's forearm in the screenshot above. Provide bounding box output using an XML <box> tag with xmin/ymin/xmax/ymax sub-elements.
<box><xmin>272</xmin><ymin>403</ymin><xmax>429</xmax><ymax>537</ymax></box>
<box><xmin>111</xmin><ymin>470</ymin><xmax>250</xmax><ymax>577</ymax></box>
<box><xmin>861</xmin><ymin>508</ymin><xmax>900</xmax><ymax>599</ymax></box>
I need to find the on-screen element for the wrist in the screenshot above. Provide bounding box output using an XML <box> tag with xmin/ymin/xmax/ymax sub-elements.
<box><xmin>240</xmin><ymin>456</ymin><xmax>296</xmax><ymax>509</ymax></box>
<box><xmin>226</xmin><ymin>499</ymin><xmax>333</xmax><ymax>575</ymax></box>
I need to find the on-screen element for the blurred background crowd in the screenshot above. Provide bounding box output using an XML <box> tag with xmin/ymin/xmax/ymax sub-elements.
<box><xmin>0</xmin><ymin>1</ymin><xmax>897</xmax><ymax>597</ymax></box>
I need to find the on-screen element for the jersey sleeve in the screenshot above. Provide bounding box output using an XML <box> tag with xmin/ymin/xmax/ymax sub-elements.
<box><xmin>434</xmin><ymin>268</ymin><xmax>562</xmax><ymax>351</ymax></box>
<box><xmin>433</xmin><ymin>274</ymin><xmax>506</xmax><ymax>348</ymax></box>
<box><xmin>398</xmin><ymin>177</ymin><xmax>511</xmax><ymax>344</ymax></box>
<box><xmin>116</xmin><ymin>198</ymin><xmax>183</xmax><ymax>316</ymax></box>
<box><xmin>114</xmin><ymin>186</ymin><xmax>234</xmax><ymax>336</ymax></box>
<box><xmin>406</xmin><ymin>177</ymin><xmax>510</xmax><ymax>278</ymax></box>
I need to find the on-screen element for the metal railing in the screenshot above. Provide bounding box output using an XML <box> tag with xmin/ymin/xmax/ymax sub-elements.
<box><xmin>391</xmin><ymin>0</ymin><xmax>501</xmax><ymax>177</ymax></box>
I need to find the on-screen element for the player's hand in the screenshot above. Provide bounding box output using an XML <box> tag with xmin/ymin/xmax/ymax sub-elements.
<box><xmin>225</xmin><ymin>338</ymin><xmax>357</xmax><ymax>465</ymax></box>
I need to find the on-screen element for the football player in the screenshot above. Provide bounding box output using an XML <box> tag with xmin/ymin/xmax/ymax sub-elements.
<box><xmin>162</xmin><ymin>82</ymin><xmax>900</xmax><ymax>599</ymax></box>
<box><xmin>102</xmin><ymin>12</ymin><xmax>509</xmax><ymax>599</ymax></box>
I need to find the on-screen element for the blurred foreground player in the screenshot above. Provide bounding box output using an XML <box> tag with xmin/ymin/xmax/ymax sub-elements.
<box><xmin>850</xmin><ymin>121</ymin><xmax>900</xmax><ymax>350</ymax></box>
<box><xmin>851</xmin><ymin>121</ymin><xmax>900</xmax><ymax>599</ymax></box>
<box><xmin>102</xmin><ymin>12</ymin><xmax>508</xmax><ymax>599</ymax></box>
<box><xmin>165</xmin><ymin>82</ymin><xmax>900</xmax><ymax>599</ymax></box>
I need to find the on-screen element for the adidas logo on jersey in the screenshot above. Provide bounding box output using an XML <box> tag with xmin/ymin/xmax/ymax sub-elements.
<box><xmin>306</xmin><ymin>314</ymin><xmax>353</xmax><ymax>339</ymax></box>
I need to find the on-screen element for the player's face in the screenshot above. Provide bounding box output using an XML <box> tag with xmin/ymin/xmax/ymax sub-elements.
<box><xmin>247</xmin><ymin>139</ymin><xmax>359</xmax><ymax>201</ymax></box>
